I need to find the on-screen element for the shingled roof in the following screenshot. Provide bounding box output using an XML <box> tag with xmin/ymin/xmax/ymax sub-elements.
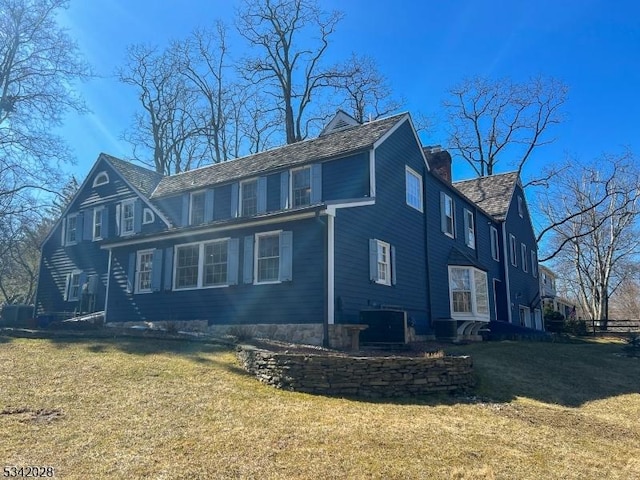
<box><xmin>453</xmin><ymin>171</ymin><xmax>520</xmax><ymax>221</ymax></box>
<box><xmin>103</xmin><ymin>154</ymin><xmax>164</xmax><ymax>197</ymax></box>
<box><xmin>151</xmin><ymin>113</ymin><xmax>408</xmax><ymax>198</ymax></box>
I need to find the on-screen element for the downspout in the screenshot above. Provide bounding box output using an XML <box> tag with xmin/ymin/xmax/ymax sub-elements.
<box><xmin>104</xmin><ymin>249</ymin><xmax>113</xmax><ymax>324</ymax></box>
<box><xmin>501</xmin><ymin>223</ymin><xmax>513</xmax><ymax>324</ymax></box>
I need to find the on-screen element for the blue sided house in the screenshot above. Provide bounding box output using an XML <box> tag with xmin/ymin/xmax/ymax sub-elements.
<box><xmin>35</xmin><ymin>111</ymin><xmax>542</xmax><ymax>345</ymax></box>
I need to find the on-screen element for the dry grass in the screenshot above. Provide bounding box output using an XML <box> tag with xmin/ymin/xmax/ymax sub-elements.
<box><xmin>0</xmin><ymin>335</ymin><xmax>638</xmax><ymax>479</ymax></box>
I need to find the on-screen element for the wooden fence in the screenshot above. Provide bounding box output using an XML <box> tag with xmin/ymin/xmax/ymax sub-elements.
<box><xmin>589</xmin><ymin>319</ymin><xmax>640</xmax><ymax>335</ymax></box>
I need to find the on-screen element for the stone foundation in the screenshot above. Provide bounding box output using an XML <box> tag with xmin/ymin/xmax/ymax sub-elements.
<box><xmin>208</xmin><ymin>323</ymin><xmax>325</xmax><ymax>345</ymax></box>
<box><xmin>236</xmin><ymin>345</ymin><xmax>475</xmax><ymax>398</ymax></box>
<box><xmin>105</xmin><ymin>320</ymin><xmax>208</xmax><ymax>332</ymax></box>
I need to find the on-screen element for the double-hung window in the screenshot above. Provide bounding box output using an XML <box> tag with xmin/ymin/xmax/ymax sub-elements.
<box><xmin>136</xmin><ymin>250</ymin><xmax>154</xmax><ymax>293</ymax></box>
<box><xmin>121</xmin><ymin>200</ymin><xmax>135</xmax><ymax>235</ymax></box>
<box><xmin>65</xmin><ymin>215</ymin><xmax>78</xmax><ymax>244</ymax></box>
<box><xmin>464</xmin><ymin>209</ymin><xmax>475</xmax><ymax>249</ymax></box>
<box><xmin>405</xmin><ymin>166</ymin><xmax>423</xmax><ymax>212</ymax></box>
<box><xmin>449</xmin><ymin>266</ymin><xmax>489</xmax><ymax>320</ymax></box>
<box><xmin>509</xmin><ymin>234</ymin><xmax>517</xmax><ymax>267</ymax></box>
<box><xmin>203</xmin><ymin>240</ymin><xmax>228</xmax><ymax>287</ymax></box>
<box><xmin>175</xmin><ymin>244</ymin><xmax>200</xmax><ymax>289</ymax></box>
<box><xmin>93</xmin><ymin>208</ymin><xmax>103</xmax><ymax>241</ymax></box>
<box><xmin>67</xmin><ymin>271</ymin><xmax>82</xmax><ymax>301</ymax></box>
<box><xmin>376</xmin><ymin>240</ymin><xmax>391</xmax><ymax>286</ymax></box>
<box><xmin>256</xmin><ymin>233</ymin><xmax>281</xmax><ymax>283</ymax></box>
<box><xmin>190</xmin><ymin>191</ymin><xmax>206</xmax><ymax>225</ymax></box>
<box><xmin>441</xmin><ymin>193</ymin><xmax>455</xmax><ymax>237</ymax></box>
<box><xmin>291</xmin><ymin>167</ymin><xmax>311</xmax><ymax>208</ymax></box>
<box><xmin>531</xmin><ymin>250</ymin><xmax>538</xmax><ymax>278</ymax></box>
<box><xmin>174</xmin><ymin>239</ymin><xmax>232</xmax><ymax>290</ymax></box>
<box><xmin>521</xmin><ymin>244</ymin><xmax>528</xmax><ymax>272</ymax></box>
<box><xmin>241</xmin><ymin>180</ymin><xmax>258</xmax><ymax>217</ymax></box>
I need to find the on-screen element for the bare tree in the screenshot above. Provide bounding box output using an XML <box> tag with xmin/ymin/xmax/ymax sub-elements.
<box><xmin>236</xmin><ymin>0</ymin><xmax>349</xmax><ymax>144</ymax></box>
<box><xmin>609</xmin><ymin>273</ymin><xmax>640</xmax><ymax>320</ymax></box>
<box><xmin>335</xmin><ymin>54</ymin><xmax>403</xmax><ymax>123</ymax></box>
<box><xmin>118</xmin><ymin>44</ymin><xmax>205</xmax><ymax>175</ymax></box>
<box><xmin>0</xmin><ymin>0</ymin><xmax>90</xmax><ymax>216</ymax></box>
<box><xmin>444</xmin><ymin>76</ymin><xmax>567</xmax><ymax>176</ymax></box>
<box><xmin>540</xmin><ymin>152</ymin><xmax>640</xmax><ymax>322</ymax></box>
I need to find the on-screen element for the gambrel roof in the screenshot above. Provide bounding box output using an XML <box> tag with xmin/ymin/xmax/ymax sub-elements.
<box><xmin>453</xmin><ymin>171</ymin><xmax>520</xmax><ymax>221</ymax></box>
<box><xmin>151</xmin><ymin>113</ymin><xmax>408</xmax><ymax>198</ymax></box>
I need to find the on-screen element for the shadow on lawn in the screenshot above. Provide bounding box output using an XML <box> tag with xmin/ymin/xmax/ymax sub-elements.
<box><xmin>4</xmin><ymin>330</ymin><xmax>638</xmax><ymax>408</ymax></box>
<box><xmin>443</xmin><ymin>339</ymin><xmax>640</xmax><ymax>408</ymax></box>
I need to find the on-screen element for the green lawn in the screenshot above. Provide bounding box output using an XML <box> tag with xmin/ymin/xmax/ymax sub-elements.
<box><xmin>0</xmin><ymin>334</ymin><xmax>638</xmax><ymax>479</ymax></box>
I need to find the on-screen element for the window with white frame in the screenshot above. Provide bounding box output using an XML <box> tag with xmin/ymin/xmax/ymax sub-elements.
<box><xmin>175</xmin><ymin>244</ymin><xmax>200</xmax><ymax>289</ymax></box>
<box><xmin>143</xmin><ymin>208</ymin><xmax>155</xmax><ymax>225</ymax></box>
<box><xmin>174</xmin><ymin>239</ymin><xmax>232</xmax><ymax>290</ymax></box>
<box><xmin>291</xmin><ymin>167</ymin><xmax>311</xmax><ymax>208</ymax></box>
<box><xmin>256</xmin><ymin>232</ymin><xmax>280</xmax><ymax>283</ymax></box>
<box><xmin>519</xmin><ymin>305</ymin><xmax>530</xmax><ymax>327</ymax></box>
<box><xmin>203</xmin><ymin>240</ymin><xmax>228</xmax><ymax>287</ymax></box>
<box><xmin>241</xmin><ymin>179</ymin><xmax>258</xmax><ymax>217</ymax></box>
<box><xmin>190</xmin><ymin>191</ymin><xmax>206</xmax><ymax>225</ymax></box>
<box><xmin>136</xmin><ymin>250</ymin><xmax>154</xmax><ymax>293</ymax></box>
<box><xmin>509</xmin><ymin>234</ymin><xmax>517</xmax><ymax>266</ymax></box>
<box><xmin>521</xmin><ymin>243</ymin><xmax>528</xmax><ymax>272</ymax></box>
<box><xmin>93</xmin><ymin>208</ymin><xmax>103</xmax><ymax>241</ymax></box>
<box><xmin>376</xmin><ymin>240</ymin><xmax>391</xmax><ymax>286</ymax></box>
<box><xmin>405</xmin><ymin>166</ymin><xmax>423</xmax><ymax>212</ymax></box>
<box><xmin>65</xmin><ymin>215</ymin><xmax>78</xmax><ymax>244</ymax></box>
<box><xmin>464</xmin><ymin>209</ymin><xmax>475</xmax><ymax>249</ymax></box>
<box><xmin>531</xmin><ymin>250</ymin><xmax>538</xmax><ymax>278</ymax></box>
<box><xmin>442</xmin><ymin>193</ymin><xmax>455</xmax><ymax>237</ymax></box>
<box><xmin>121</xmin><ymin>200</ymin><xmax>135</xmax><ymax>235</ymax></box>
<box><xmin>490</xmin><ymin>226</ymin><xmax>499</xmax><ymax>261</ymax></box>
<box><xmin>92</xmin><ymin>171</ymin><xmax>109</xmax><ymax>187</ymax></box>
<box><xmin>67</xmin><ymin>271</ymin><xmax>82</xmax><ymax>301</ymax></box>
<box><xmin>448</xmin><ymin>266</ymin><xmax>489</xmax><ymax>319</ymax></box>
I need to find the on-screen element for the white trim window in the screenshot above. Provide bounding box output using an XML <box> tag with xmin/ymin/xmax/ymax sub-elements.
<box><xmin>405</xmin><ymin>166</ymin><xmax>423</xmax><ymax>212</ymax></box>
<box><xmin>255</xmin><ymin>232</ymin><xmax>281</xmax><ymax>284</ymax></box>
<box><xmin>92</xmin><ymin>171</ymin><xmax>109</xmax><ymax>187</ymax></box>
<box><xmin>136</xmin><ymin>250</ymin><xmax>154</xmax><ymax>293</ymax></box>
<box><xmin>143</xmin><ymin>208</ymin><xmax>155</xmax><ymax>225</ymax></box>
<box><xmin>174</xmin><ymin>239</ymin><xmax>233</xmax><ymax>290</ymax></box>
<box><xmin>65</xmin><ymin>214</ymin><xmax>78</xmax><ymax>245</ymax></box>
<box><xmin>190</xmin><ymin>191</ymin><xmax>206</xmax><ymax>225</ymax></box>
<box><xmin>509</xmin><ymin>234</ymin><xmax>517</xmax><ymax>267</ymax></box>
<box><xmin>521</xmin><ymin>244</ymin><xmax>528</xmax><ymax>272</ymax></box>
<box><xmin>203</xmin><ymin>240</ymin><xmax>228</xmax><ymax>287</ymax></box>
<box><xmin>93</xmin><ymin>207</ymin><xmax>103</xmax><ymax>241</ymax></box>
<box><xmin>175</xmin><ymin>244</ymin><xmax>200</xmax><ymax>289</ymax></box>
<box><xmin>441</xmin><ymin>193</ymin><xmax>455</xmax><ymax>238</ymax></box>
<box><xmin>375</xmin><ymin>240</ymin><xmax>391</xmax><ymax>286</ymax></box>
<box><xmin>449</xmin><ymin>266</ymin><xmax>489</xmax><ymax>320</ymax></box>
<box><xmin>121</xmin><ymin>200</ymin><xmax>135</xmax><ymax>236</ymax></box>
<box><xmin>240</xmin><ymin>179</ymin><xmax>258</xmax><ymax>217</ymax></box>
<box><xmin>67</xmin><ymin>271</ymin><xmax>82</xmax><ymax>301</ymax></box>
<box><xmin>464</xmin><ymin>209</ymin><xmax>475</xmax><ymax>249</ymax></box>
<box><xmin>490</xmin><ymin>226</ymin><xmax>499</xmax><ymax>261</ymax></box>
<box><xmin>531</xmin><ymin>250</ymin><xmax>538</xmax><ymax>278</ymax></box>
<box><xmin>291</xmin><ymin>166</ymin><xmax>311</xmax><ymax>208</ymax></box>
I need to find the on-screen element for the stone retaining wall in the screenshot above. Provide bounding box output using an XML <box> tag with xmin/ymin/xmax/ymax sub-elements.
<box><xmin>236</xmin><ymin>345</ymin><xmax>475</xmax><ymax>398</ymax></box>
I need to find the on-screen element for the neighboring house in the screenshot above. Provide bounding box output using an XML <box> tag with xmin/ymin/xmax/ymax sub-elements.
<box><xmin>540</xmin><ymin>265</ymin><xmax>577</xmax><ymax>320</ymax></box>
<box><xmin>36</xmin><ymin>111</ymin><xmax>542</xmax><ymax>344</ymax></box>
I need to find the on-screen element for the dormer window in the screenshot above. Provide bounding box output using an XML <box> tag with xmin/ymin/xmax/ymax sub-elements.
<box><xmin>93</xmin><ymin>172</ymin><xmax>109</xmax><ymax>187</ymax></box>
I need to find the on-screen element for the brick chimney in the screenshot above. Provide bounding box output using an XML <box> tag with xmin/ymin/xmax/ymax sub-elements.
<box><xmin>423</xmin><ymin>146</ymin><xmax>452</xmax><ymax>183</ymax></box>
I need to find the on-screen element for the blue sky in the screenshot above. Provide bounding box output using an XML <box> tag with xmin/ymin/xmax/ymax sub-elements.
<box><xmin>58</xmin><ymin>0</ymin><xmax>640</xmax><ymax>185</ymax></box>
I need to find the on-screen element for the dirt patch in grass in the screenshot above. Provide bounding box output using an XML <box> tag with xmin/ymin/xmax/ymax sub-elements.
<box><xmin>1</xmin><ymin>406</ymin><xmax>64</xmax><ymax>423</ymax></box>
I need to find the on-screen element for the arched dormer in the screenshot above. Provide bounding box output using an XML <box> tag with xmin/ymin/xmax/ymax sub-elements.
<box><xmin>92</xmin><ymin>171</ymin><xmax>110</xmax><ymax>187</ymax></box>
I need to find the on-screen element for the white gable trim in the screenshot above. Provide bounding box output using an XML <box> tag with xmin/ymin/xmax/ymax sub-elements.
<box><xmin>319</xmin><ymin>110</ymin><xmax>360</xmax><ymax>136</ymax></box>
